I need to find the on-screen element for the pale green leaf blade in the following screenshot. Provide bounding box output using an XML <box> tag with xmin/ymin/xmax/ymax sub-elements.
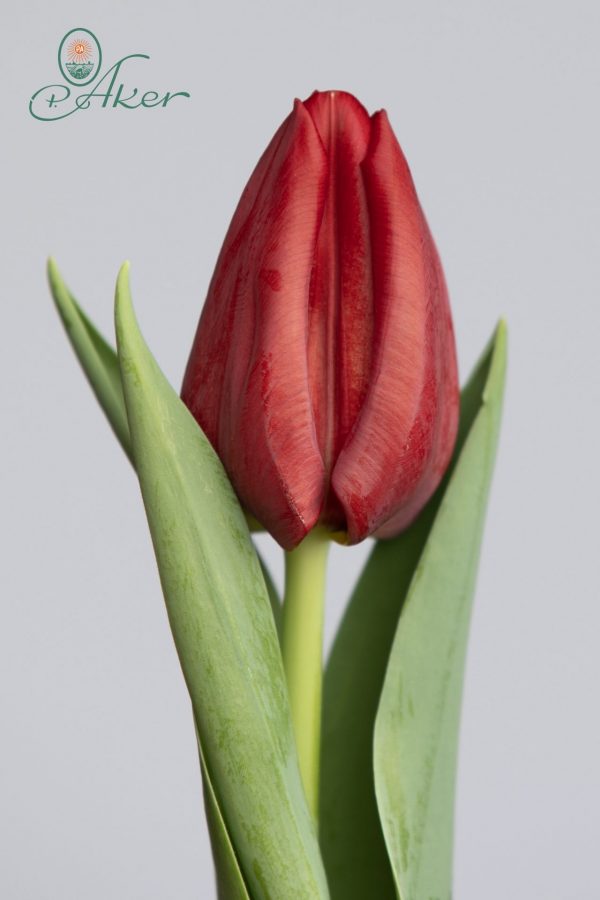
<box><xmin>374</xmin><ymin>322</ymin><xmax>507</xmax><ymax>900</ymax></box>
<box><xmin>50</xmin><ymin>259</ymin><xmax>281</xmax><ymax>893</ymax></box>
<box><xmin>320</xmin><ymin>530</ymin><xmax>430</xmax><ymax>899</ymax></box>
<box><xmin>48</xmin><ymin>262</ymin><xmax>281</xmax><ymax>626</ymax></box>
<box><xmin>194</xmin><ymin>723</ymin><xmax>251</xmax><ymax>900</ymax></box>
<box><xmin>320</xmin><ymin>323</ymin><xmax>506</xmax><ymax>899</ymax></box>
<box><xmin>47</xmin><ymin>258</ymin><xmax>132</xmax><ymax>462</ymax></box>
<box><xmin>115</xmin><ymin>264</ymin><xmax>328</xmax><ymax>900</ymax></box>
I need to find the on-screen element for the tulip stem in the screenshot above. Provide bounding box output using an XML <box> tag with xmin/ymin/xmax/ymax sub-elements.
<box><xmin>281</xmin><ymin>527</ymin><xmax>330</xmax><ymax>824</ymax></box>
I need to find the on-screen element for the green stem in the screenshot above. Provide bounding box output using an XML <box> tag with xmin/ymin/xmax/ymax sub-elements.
<box><xmin>281</xmin><ymin>527</ymin><xmax>330</xmax><ymax>823</ymax></box>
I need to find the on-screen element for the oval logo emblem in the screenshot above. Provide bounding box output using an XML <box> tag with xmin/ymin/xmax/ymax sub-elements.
<box><xmin>58</xmin><ymin>28</ymin><xmax>102</xmax><ymax>86</ymax></box>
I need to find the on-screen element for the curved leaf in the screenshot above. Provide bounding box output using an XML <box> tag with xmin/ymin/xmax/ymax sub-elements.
<box><xmin>48</xmin><ymin>258</ymin><xmax>132</xmax><ymax>461</ymax></box>
<box><xmin>115</xmin><ymin>263</ymin><xmax>328</xmax><ymax>900</ymax></box>
<box><xmin>320</xmin><ymin>532</ymin><xmax>429</xmax><ymax>899</ymax></box>
<box><xmin>49</xmin><ymin>261</ymin><xmax>288</xmax><ymax>892</ymax></box>
<box><xmin>373</xmin><ymin>322</ymin><xmax>507</xmax><ymax>899</ymax></box>
<box><xmin>48</xmin><ymin>260</ymin><xmax>281</xmax><ymax>640</ymax></box>
<box><xmin>195</xmin><ymin>725</ymin><xmax>252</xmax><ymax>900</ymax></box>
<box><xmin>320</xmin><ymin>323</ymin><xmax>506</xmax><ymax>899</ymax></box>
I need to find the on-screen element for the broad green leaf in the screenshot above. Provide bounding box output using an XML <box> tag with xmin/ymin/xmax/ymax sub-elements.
<box><xmin>320</xmin><ymin>323</ymin><xmax>506</xmax><ymax>899</ymax></box>
<box><xmin>115</xmin><ymin>263</ymin><xmax>328</xmax><ymax>900</ymax></box>
<box><xmin>48</xmin><ymin>260</ymin><xmax>282</xmax><ymax>640</ymax></box>
<box><xmin>49</xmin><ymin>260</ymin><xmax>287</xmax><ymax>892</ymax></box>
<box><xmin>320</xmin><ymin>532</ymin><xmax>430</xmax><ymax>898</ymax></box>
<box><xmin>373</xmin><ymin>322</ymin><xmax>507</xmax><ymax>900</ymax></box>
<box><xmin>195</xmin><ymin>725</ymin><xmax>252</xmax><ymax>900</ymax></box>
<box><xmin>47</xmin><ymin>258</ymin><xmax>132</xmax><ymax>462</ymax></box>
<box><xmin>49</xmin><ymin>261</ymin><xmax>252</xmax><ymax>895</ymax></box>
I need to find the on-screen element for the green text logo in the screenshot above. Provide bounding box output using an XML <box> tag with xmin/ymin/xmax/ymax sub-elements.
<box><xmin>30</xmin><ymin>27</ymin><xmax>190</xmax><ymax>121</ymax></box>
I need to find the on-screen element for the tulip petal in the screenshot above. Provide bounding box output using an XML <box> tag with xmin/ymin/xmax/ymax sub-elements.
<box><xmin>332</xmin><ymin>111</ymin><xmax>459</xmax><ymax>543</ymax></box>
<box><xmin>182</xmin><ymin>101</ymin><xmax>329</xmax><ymax>549</ymax></box>
<box><xmin>302</xmin><ymin>92</ymin><xmax>373</xmax><ymax>483</ymax></box>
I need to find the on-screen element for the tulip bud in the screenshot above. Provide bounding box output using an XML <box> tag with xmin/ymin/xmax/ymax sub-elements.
<box><xmin>182</xmin><ymin>90</ymin><xmax>459</xmax><ymax>550</ymax></box>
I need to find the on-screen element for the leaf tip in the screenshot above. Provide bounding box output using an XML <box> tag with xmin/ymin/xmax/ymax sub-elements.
<box><xmin>47</xmin><ymin>257</ymin><xmax>73</xmax><ymax>323</ymax></box>
<box><xmin>492</xmin><ymin>317</ymin><xmax>508</xmax><ymax>368</ymax></box>
<box><xmin>495</xmin><ymin>317</ymin><xmax>508</xmax><ymax>346</ymax></box>
<box><xmin>114</xmin><ymin>261</ymin><xmax>136</xmax><ymax>347</ymax></box>
<box><xmin>116</xmin><ymin>260</ymin><xmax>132</xmax><ymax>303</ymax></box>
<box><xmin>47</xmin><ymin>256</ymin><xmax>62</xmax><ymax>292</ymax></box>
<box><xmin>483</xmin><ymin>318</ymin><xmax>508</xmax><ymax>408</ymax></box>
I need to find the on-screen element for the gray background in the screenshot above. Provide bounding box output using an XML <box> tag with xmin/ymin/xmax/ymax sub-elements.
<box><xmin>1</xmin><ymin>0</ymin><xmax>598</xmax><ymax>897</ymax></box>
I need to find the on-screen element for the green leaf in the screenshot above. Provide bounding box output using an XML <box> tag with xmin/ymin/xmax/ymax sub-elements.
<box><xmin>373</xmin><ymin>322</ymin><xmax>507</xmax><ymax>900</ymax></box>
<box><xmin>47</xmin><ymin>258</ymin><xmax>132</xmax><ymax>462</ymax></box>
<box><xmin>320</xmin><ymin>323</ymin><xmax>506</xmax><ymax>900</ymax></box>
<box><xmin>115</xmin><ymin>263</ymin><xmax>328</xmax><ymax>900</ymax></box>
<box><xmin>320</xmin><ymin>534</ymin><xmax>430</xmax><ymax>898</ymax></box>
<box><xmin>195</xmin><ymin>724</ymin><xmax>252</xmax><ymax>900</ymax></box>
<box><xmin>49</xmin><ymin>260</ymin><xmax>251</xmax><ymax>895</ymax></box>
<box><xmin>49</xmin><ymin>260</ymin><xmax>282</xmax><ymax>895</ymax></box>
<box><xmin>48</xmin><ymin>259</ymin><xmax>282</xmax><ymax>642</ymax></box>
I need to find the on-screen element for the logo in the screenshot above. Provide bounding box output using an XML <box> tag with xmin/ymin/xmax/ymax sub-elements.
<box><xmin>58</xmin><ymin>28</ymin><xmax>101</xmax><ymax>86</ymax></box>
<box><xmin>30</xmin><ymin>27</ymin><xmax>190</xmax><ymax>121</ymax></box>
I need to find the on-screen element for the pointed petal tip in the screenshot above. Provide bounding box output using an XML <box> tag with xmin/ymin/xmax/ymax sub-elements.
<box><xmin>366</xmin><ymin>108</ymin><xmax>407</xmax><ymax>158</ymax></box>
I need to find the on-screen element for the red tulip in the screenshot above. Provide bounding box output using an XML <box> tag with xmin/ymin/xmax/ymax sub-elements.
<box><xmin>182</xmin><ymin>90</ymin><xmax>459</xmax><ymax>550</ymax></box>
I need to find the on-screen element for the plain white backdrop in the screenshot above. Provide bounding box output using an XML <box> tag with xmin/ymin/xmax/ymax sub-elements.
<box><xmin>2</xmin><ymin>1</ymin><xmax>599</xmax><ymax>897</ymax></box>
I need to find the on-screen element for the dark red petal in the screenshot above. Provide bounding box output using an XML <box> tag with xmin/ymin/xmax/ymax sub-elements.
<box><xmin>331</xmin><ymin>111</ymin><xmax>459</xmax><ymax>542</ymax></box>
<box><xmin>181</xmin><ymin>111</ymin><xmax>292</xmax><ymax>438</ymax></box>
<box><xmin>182</xmin><ymin>101</ymin><xmax>328</xmax><ymax>549</ymax></box>
<box><xmin>303</xmin><ymin>91</ymin><xmax>373</xmax><ymax>456</ymax></box>
<box><xmin>302</xmin><ymin>91</ymin><xmax>374</xmax><ymax>526</ymax></box>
